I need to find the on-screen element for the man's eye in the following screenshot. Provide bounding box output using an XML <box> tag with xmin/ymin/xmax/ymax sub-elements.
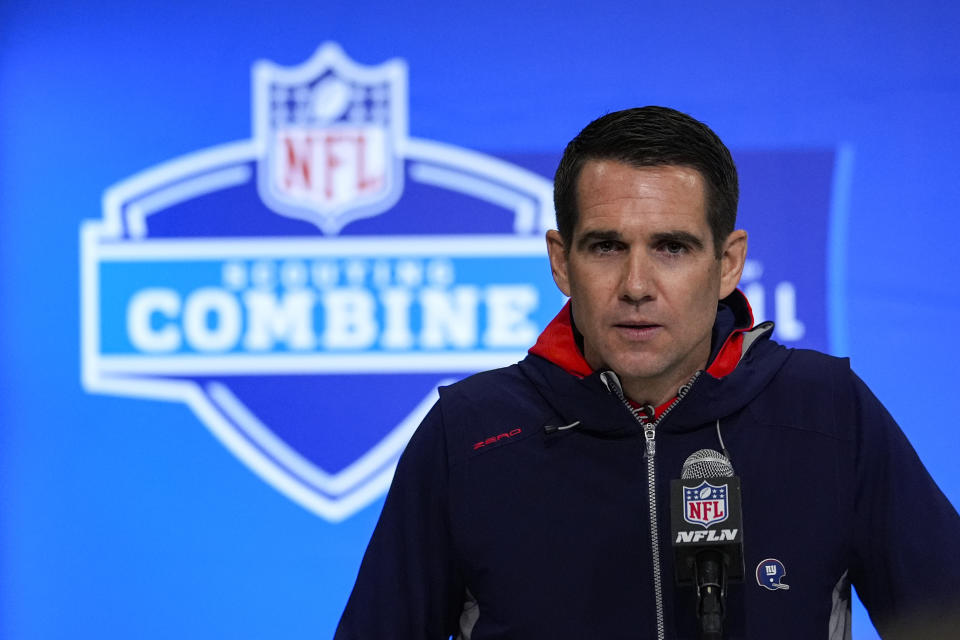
<box><xmin>661</xmin><ymin>242</ymin><xmax>687</xmax><ymax>255</ymax></box>
<box><xmin>592</xmin><ymin>241</ymin><xmax>619</xmax><ymax>253</ymax></box>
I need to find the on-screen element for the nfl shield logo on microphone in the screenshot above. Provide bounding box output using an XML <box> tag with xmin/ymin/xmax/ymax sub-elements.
<box><xmin>683</xmin><ymin>481</ymin><xmax>730</xmax><ymax>529</ymax></box>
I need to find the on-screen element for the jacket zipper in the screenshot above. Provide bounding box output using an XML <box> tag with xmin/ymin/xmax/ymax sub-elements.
<box><xmin>609</xmin><ymin>371</ymin><xmax>702</xmax><ymax>640</ymax></box>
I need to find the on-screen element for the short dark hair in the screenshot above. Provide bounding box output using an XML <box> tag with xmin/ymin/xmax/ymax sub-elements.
<box><xmin>553</xmin><ymin>106</ymin><xmax>738</xmax><ymax>257</ymax></box>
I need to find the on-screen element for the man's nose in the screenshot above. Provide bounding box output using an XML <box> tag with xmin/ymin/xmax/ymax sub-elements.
<box><xmin>620</xmin><ymin>251</ymin><xmax>654</xmax><ymax>303</ymax></box>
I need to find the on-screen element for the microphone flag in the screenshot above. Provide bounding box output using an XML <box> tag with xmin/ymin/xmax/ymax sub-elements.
<box><xmin>671</xmin><ymin>476</ymin><xmax>745</xmax><ymax>584</ymax></box>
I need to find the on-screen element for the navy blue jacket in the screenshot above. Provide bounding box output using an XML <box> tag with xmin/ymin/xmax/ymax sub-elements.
<box><xmin>336</xmin><ymin>293</ymin><xmax>960</xmax><ymax>639</ymax></box>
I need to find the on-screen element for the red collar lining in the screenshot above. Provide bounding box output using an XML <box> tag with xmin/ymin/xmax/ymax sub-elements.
<box><xmin>528</xmin><ymin>302</ymin><xmax>593</xmax><ymax>379</ymax></box>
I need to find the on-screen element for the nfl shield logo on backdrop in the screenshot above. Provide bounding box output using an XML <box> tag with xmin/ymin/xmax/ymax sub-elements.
<box><xmin>254</xmin><ymin>43</ymin><xmax>407</xmax><ymax>235</ymax></box>
<box><xmin>683</xmin><ymin>481</ymin><xmax>729</xmax><ymax>528</ymax></box>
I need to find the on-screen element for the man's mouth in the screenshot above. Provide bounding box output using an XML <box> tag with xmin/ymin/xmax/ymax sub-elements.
<box><xmin>614</xmin><ymin>322</ymin><xmax>661</xmax><ymax>336</ymax></box>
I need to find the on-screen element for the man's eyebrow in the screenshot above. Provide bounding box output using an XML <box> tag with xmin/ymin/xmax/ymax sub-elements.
<box><xmin>651</xmin><ymin>231</ymin><xmax>705</xmax><ymax>250</ymax></box>
<box><xmin>575</xmin><ymin>230</ymin><xmax>622</xmax><ymax>250</ymax></box>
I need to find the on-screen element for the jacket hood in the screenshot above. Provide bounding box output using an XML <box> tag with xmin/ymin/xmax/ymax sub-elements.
<box><xmin>522</xmin><ymin>290</ymin><xmax>791</xmax><ymax>434</ymax></box>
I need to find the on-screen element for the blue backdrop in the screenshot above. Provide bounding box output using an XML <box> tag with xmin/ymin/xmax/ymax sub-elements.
<box><xmin>2</xmin><ymin>3</ymin><xmax>959</xmax><ymax>638</ymax></box>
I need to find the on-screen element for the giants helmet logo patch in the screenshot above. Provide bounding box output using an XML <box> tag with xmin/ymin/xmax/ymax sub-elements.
<box><xmin>756</xmin><ymin>558</ymin><xmax>791</xmax><ymax>591</ymax></box>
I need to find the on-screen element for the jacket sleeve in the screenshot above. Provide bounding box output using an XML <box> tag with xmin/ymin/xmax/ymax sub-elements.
<box><xmin>848</xmin><ymin>373</ymin><xmax>960</xmax><ymax>638</ymax></box>
<box><xmin>334</xmin><ymin>401</ymin><xmax>465</xmax><ymax>639</ymax></box>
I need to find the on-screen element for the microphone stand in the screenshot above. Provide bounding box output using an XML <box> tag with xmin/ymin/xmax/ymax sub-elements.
<box><xmin>694</xmin><ymin>550</ymin><xmax>726</xmax><ymax>640</ymax></box>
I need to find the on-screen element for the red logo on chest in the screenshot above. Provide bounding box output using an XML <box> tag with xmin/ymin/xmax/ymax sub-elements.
<box><xmin>472</xmin><ymin>428</ymin><xmax>522</xmax><ymax>450</ymax></box>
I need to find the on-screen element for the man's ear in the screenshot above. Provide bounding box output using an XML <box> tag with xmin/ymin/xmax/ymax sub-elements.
<box><xmin>546</xmin><ymin>229</ymin><xmax>571</xmax><ymax>297</ymax></box>
<box><xmin>718</xmin><ymin>229</ymin><xmax>748</xmax><ymax>298</ymax></box>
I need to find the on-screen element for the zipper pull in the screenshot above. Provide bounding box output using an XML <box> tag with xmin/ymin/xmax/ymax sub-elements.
<box><xmin>644</xmin><ymin>425</ymin><xmax>656</xmax><ymax>457</ymax></box>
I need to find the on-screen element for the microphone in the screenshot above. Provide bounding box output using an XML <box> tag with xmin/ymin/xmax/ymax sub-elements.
<box><xmin>670</xmin><ymin>449</ymin><xmax>744</xmax><ymax>640</ymax></box>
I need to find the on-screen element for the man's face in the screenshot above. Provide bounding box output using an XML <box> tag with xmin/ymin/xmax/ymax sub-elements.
<box><xmin>546</xmin><ymin>160</ymin><xmax>746</xmax><ymax>402</ymax></box>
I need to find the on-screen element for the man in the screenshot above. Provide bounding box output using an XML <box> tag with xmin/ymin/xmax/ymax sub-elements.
<box><xmin>336</xmin><ymin>107</ymin><xmax>960</xmax><ymax>639</ymax></box>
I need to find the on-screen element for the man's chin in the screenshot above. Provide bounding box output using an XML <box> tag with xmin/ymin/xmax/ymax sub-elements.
<box><xmin>604</xmin><ymin>358</ymin><xmax>666</xmax><ymax>385</ymax></box>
